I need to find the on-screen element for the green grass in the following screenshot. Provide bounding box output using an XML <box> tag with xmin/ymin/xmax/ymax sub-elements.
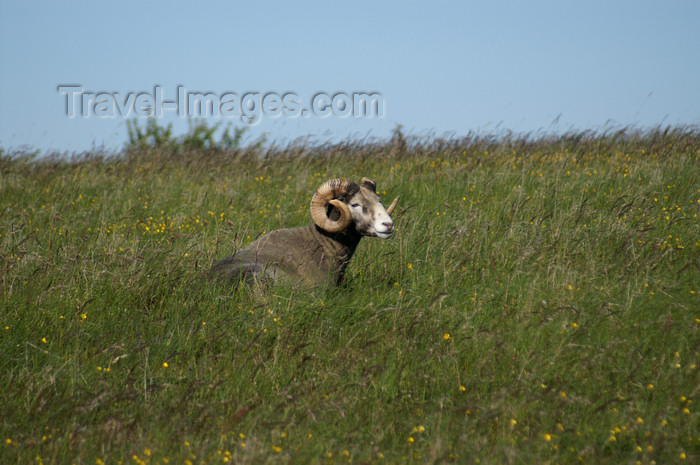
<box><xmin>1</xmin><ymin>128</ymin><xmax>698</xmax><ymax>464</ymax></box>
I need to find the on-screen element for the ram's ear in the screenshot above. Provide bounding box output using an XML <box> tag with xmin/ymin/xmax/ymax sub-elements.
<box><xmin>361</xmin><ymin>177</ymin><xmax>377</xmax><ymax>193</ymax></box>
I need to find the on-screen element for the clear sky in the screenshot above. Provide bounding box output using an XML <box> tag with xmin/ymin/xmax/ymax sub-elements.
<box><xmin>1</xmin><ymin>0</ymin><xmax>699</xmax><ymax>153</ymax></box>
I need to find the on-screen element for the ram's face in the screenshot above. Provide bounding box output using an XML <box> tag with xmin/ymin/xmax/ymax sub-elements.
<box><xmin>346</xmin><ymin>179</ymin><xmax>395</xmax><ymax>239</ymax></box>
<box><xmin>310</xmin><ymin>177</ymin><xmax>399</xmax><ymax>236</ymax></box>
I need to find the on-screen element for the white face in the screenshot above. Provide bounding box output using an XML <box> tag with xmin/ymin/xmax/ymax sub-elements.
<box><xmin>347</xmin><ymin>187</ymin><xmax>395</xmax><ymax>239</ymax></box>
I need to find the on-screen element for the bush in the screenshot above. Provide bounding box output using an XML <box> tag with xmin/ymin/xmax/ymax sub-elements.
<box><xmin>125</xmin><ymin>117</ymin><xmax>248</xmax><ymax>153</ymax></box>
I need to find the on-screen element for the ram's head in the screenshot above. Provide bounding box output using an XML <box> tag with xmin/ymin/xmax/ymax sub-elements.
<box><xmin>310</xmin><ymin>178</ymin><xmax>400</xmax><ymax>238</ymax></box>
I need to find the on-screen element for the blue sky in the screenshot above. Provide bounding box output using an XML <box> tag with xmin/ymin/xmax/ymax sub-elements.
<box><xmin>1</xmin><ymin>0</ymin><xmax>699</xmax><ymax>153</ymax></box>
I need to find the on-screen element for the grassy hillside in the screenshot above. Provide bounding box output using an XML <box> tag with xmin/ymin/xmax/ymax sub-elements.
<box><xmin>1</xmin><ymin>128</ymin><xmax>698</xmax><ymax>464</ymax></box>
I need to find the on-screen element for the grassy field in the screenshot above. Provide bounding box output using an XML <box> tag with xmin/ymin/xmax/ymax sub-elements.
<box><xmin>1</xmin><ymin>128</ymin><xmax>698</xmax><ymax>464</ymax></box>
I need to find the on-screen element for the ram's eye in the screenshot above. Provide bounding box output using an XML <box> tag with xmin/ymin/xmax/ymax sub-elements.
<box><xmin>351</xmin><ymin>203</ymin><xmax>361</xmax><ymax>208</ymax></box>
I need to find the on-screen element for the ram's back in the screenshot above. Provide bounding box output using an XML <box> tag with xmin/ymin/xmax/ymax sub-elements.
<box><xmin>211</xmin><ymin>226</ymin><xmax>341</xmax><ymax>287</ymax></box>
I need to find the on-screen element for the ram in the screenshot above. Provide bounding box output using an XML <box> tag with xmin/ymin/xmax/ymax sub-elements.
<box><xmin>211</xmin><ymin>177</ymin><xmax>399</xmax><ymax>287</ymax></box>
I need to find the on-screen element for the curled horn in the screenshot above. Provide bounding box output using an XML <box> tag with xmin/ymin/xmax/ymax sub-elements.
<box><xmin>310</xmin><ymin>179</ymin><xmax>356</xmax><ymax>233</ymax></box>
<box><xmin>386</xmin><ymin>195</ymin><xmax>400</xmax><ymax>215</ymax></box>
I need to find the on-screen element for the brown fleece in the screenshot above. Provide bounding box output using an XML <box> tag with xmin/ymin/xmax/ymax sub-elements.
<box><xmin>211</xmin><ymin>224</ymin><xmax>362</xmax><ymax>288</ymax></box>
